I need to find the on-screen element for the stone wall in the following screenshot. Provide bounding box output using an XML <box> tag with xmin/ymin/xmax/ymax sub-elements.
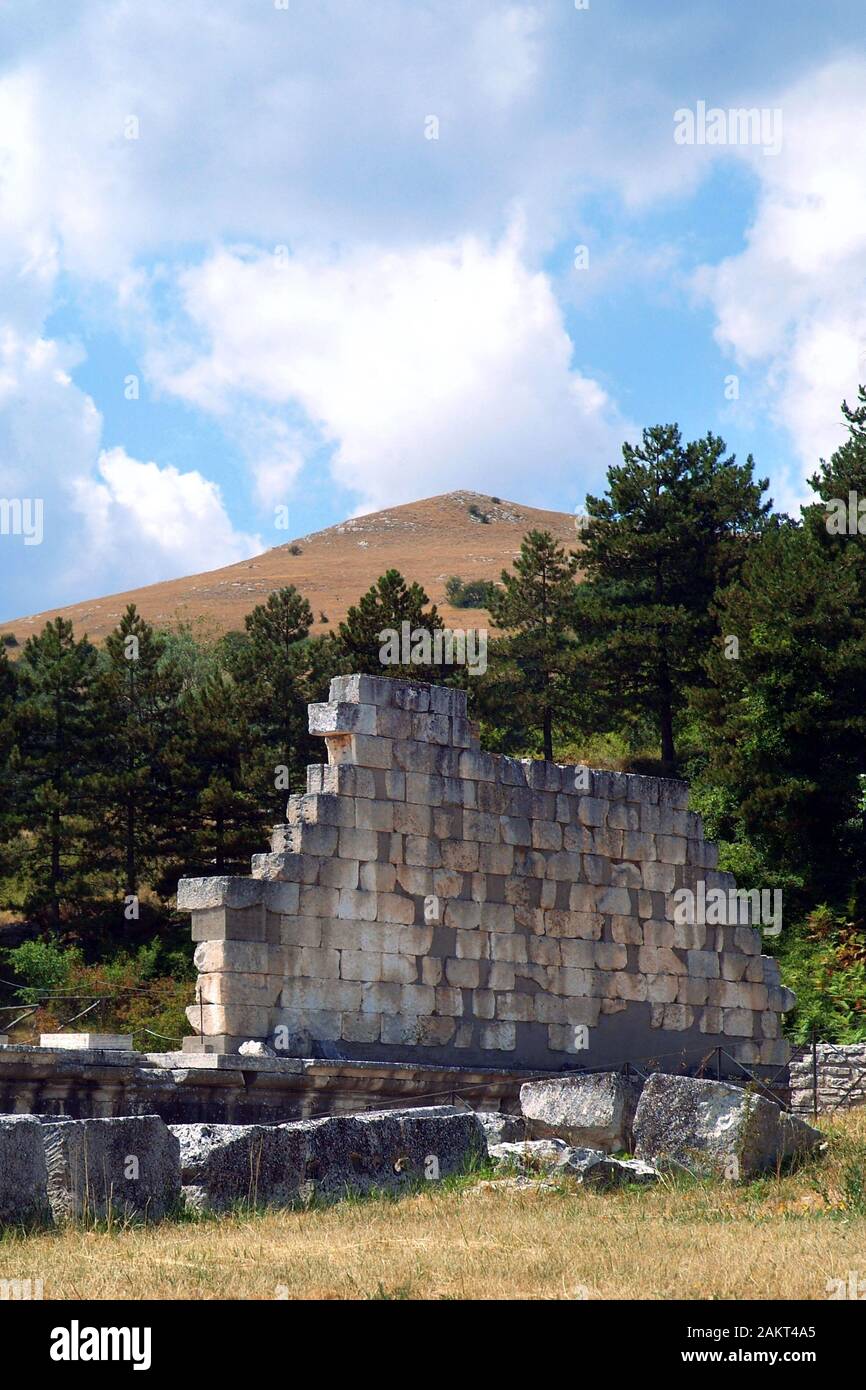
<box><xmin>789</xmin><ymin>1042</ymin><xmax>866</xmax><ymax>1115</ymax></box>
<box><xmin>178</xmin><ymin>674</ymin><xmax>794</xmax><ymax>1072</ymax></box>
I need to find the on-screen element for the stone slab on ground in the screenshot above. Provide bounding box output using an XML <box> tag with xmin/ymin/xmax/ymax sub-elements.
<box><xmin>519</xmin><ymin>1071</ymin><xmax>643</xmax><ymax>1151</ymax></box>
<box><xmin>487</xmin><ymin>1139</ymin><xmax>659</xmax><ymax>1187</ymax></box>
<box><xmin>474</xmin><ymin>1111</ymin><xmax>524</xmax><ymax>1144</ymax></box>
<box><xmin>173</xmin><ymin>1104</ymin><xmax>486</xmax><ymax>1211</ymax></box>
<box><xmin>0</xmin><ymin>1115</ymin><xmax>51</xmax><ymax>1226</ymax></box>
<box><xmin>40</xmin><ymin>1115</ymin><xmax>181</xmax><ymax>1222</ymax></box>
<box><xmin>633</xmin><ymin>1074</ymin><xmax>822</xmax><ymax>1178</ymax></box>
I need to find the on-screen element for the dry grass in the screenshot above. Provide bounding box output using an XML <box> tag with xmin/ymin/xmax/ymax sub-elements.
<box><xmin>2</xmin><ymin>1109</ymin><xmax>866</xmax><ymax>1301</ymax></box>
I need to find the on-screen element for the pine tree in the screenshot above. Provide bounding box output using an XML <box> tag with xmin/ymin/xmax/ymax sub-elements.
<box><xmin>173</xmin><ymin>670</ymin><xmax>257</xmax><ymax>876</ymax></box>
<box><xmin>697</xmin><ymin>519</ymin><xmax>866</xmax><ymax>905</ymax></box>
<box><xmin>13</xmin><ymin>618</ymin><xmax>100</xmax><ymax>928</ymax></box>
<box><xmin>579</xmin><ymin>425</ymin><xmax>770</xmax><ymax>766</ymax></box>
<box><xmin>0</xmin><ymin>645</ymin><xmax>18</xmax><ymax>887</ymax></box>
<box><xmin>338</xmin><ymin>569</ymin><xmax>445</xmax><ymax>679</ymax></box>
<box><xmin>488</xmin><ymin>531</ymin><xmax>580</xmax><ymax>762</ymax></box>
<box><xmin>226</xmin><ymin>587</ymin><xmax>316</xmax><ymax>825</ymax></box>
<box><xmin>92</xmin><ymin>605</ymin><xmax>183</xmax><ymax>899</ymax></box>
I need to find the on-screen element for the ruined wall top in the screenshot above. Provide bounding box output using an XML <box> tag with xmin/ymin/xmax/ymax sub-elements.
<box><xmin>178</xmin><ymin>675</ymin><xmax>793</xmax><ymax>1073</ymax></box>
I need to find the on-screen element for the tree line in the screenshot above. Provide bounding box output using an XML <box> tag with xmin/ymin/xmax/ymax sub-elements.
<box><xmin>1</xmin><ymin>391</ymin><xmax>865</xmax><ymax>1039</ymax></box>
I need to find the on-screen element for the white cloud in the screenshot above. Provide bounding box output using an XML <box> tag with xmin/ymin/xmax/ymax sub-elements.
<box><xmin>74</xmin><ymin>448</ymin><xmax>261</xmax><ymax>585</ymax></box>
<box><xmin>150</xmin><ymin>228</ymin><xmax>631</xmax><ymax>512</ymax></box>
<box><xmin>694</xmin><ymin>58</ymin><xmax>866</xmax><ymax>507</ymax></box>
<box><xmin>0</xmin><ymin>325</ymin><xmax>259</xmax><ymax>618</ymax></box>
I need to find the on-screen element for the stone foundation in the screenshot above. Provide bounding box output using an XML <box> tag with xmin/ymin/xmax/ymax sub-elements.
<box><xmin>178</xmin><ymin>675</ymin><xmax>794</xmax><ymax>1073</ymax></box>
<box><xmin>789</xmin><ymin>1042</ymin><xmax>866</xmax><ymax>1114</ymax></box>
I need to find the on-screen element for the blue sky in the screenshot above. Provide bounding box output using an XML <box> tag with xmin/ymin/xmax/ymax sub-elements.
<box><xmin>1</xmin><ymin>0</ymin><xmax>865</xmax><ymax>621</ymax></box>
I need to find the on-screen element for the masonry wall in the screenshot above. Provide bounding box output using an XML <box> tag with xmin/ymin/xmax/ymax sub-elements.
<box><xmin>178</xmin><ymin>674</ymin><xmax>794</xmax><ymax>1073</ymax></box>
<box><xmin>789</xmin><ymin>1043</ymin><xmax>866</xmax><ymax>1115</ymax></box>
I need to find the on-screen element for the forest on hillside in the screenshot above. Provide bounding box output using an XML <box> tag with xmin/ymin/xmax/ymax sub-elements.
<box><xmin>2</xmin><ymin>393</ymin><xmax>866</xmax><ymax>1049</ymax></box>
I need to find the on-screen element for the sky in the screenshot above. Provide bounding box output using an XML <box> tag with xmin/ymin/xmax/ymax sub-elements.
<box><xmin>1</xmin><ymin>0</ymin><xmax>865</xmax><ymax>621</ymax></box>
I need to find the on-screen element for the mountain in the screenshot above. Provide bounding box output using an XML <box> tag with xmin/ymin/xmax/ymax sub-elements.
<box><xmin>2</xmin><ymin>491</ymin><xmax>581</xmax><ymax>646</ymax></box>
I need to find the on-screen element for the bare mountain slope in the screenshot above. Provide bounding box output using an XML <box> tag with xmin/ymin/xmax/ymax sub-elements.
<box><xmin>4</xmin><ymin>491</ymin><xmax>580</xmax><ymax>645</ymax></box>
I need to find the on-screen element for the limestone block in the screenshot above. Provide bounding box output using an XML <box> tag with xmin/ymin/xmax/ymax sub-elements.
<box><xmin>500</xmin><ymin>815</ymin><xmax>531</xmax><ymax>846</ymax></box>
<box><xmin>196</xmin><ymin>973</ymin><xmax>282</xmax><ymax>1008</ymax></box>
<box><xmin>591</xmin><ymin>828</ymin><xmax>624</xmax><ymax>858</ymax></box>
<box><xmin>42</xmin><ymin>1115</ymin><xmax>180</xmax><ymax>1223</ymax></box>
<box><xmin>354</xmin><ymin>799</ymin><xmax>395</xmax><ymax>832</ymax></box>
<box><xmin>281</xmin><ymin>979</ymin><xmax>362</xmax><ymax>1013</ymax></box>
<box><xmin>633</xmin><ymin>1075</ymin><xmax>819</xmax><ymax>1179</ymax></box>
<box><xmin>610</xmin><ymin>862</ymin><xmax>641</xmax><ymax>889</ymax></box>
<box><xmin>495</xmin><ymin>992</ymin><xmax>536</xmax><ymax>1022</ymax></box>
<box><xmin>399</xmin><ymin>924</ymin><xmax>434</xmax><ymax>953</ymax></box>
<box><xmin>421</xmin><ymin>957</ymin><xmax>443</xmax><ymax>986</ymax></box>
<box><xmin>445</xmin><ymin>958</ymin><xmax>480</xmax><ymax>989</ymax></box>
<box><xmin>394</xmin><ymin>864</ymin><xmax>434</xmax><ymax>895</ymax></box>
<box><xmin>686</xmin><ymin>949</ymin><xmax>719</xmax><ymax>978</ymax></box>
<box><xmin>577</xmin><ymin>796</ymin><xmax>607</xmax><ymax>827</ymax></box>
<box><xmin>404</xmin><ymin>836</ymin><xmax>443</xmax><ymax>868</ymax></box>
<box><xmin>608</xmin><ymin>802</ymin><xmax>640</xmax><ymax>831</ymax></box>
<box><xmin>190</xmin><ymin>904</ymin><xmax>268</xmax><ymax>944</ymax></box>
<box><xmin>478</xmin><ymin>843</ymin><xmax>514</xmax><ymax>874</ymax></box>
<box><xmin>677</xmin><ymin>976</ymin><xmax>709</xmax><ymax>1006</ymax></box>
<box><xmin>699</xmin><ymin>1006</ymin><xmax>723</xmax><ymax>1034</ymax></box>
<box><xmin>279</xmin><ymin>915</ymin><xmax>322</xmax><ymax>947</ymax></box>
<box><xmin>298</xmin><ymin>947</ymin><xmax>341</xmax><ymax>979</ymax></box>
<box><xmin>596</xmin><ymin>887</ymin><xmax>632</xmax><ymax>916</ymax></box>
<box><xmin>520</xmin><ymin>1073</ymin><xmax>641</xmax><ymax>1151</ymax></box>
<box><xmin>361</xmin><ymin>981</ymin><xmax>402</xmax><ymax>1015</ymax></box>
<box><xmin>318</xmin><ymin>857</ymin><xmax>360</xmax><ymax>890</ymax></box>
<box><xmin>381</xmin><ymin>953</ymin><xmax>418</xmax><ymax>984</ymax></box>
<box><xmin>611</xmin><ymin>916</ymin><xmax>643</xmax><ymax>945</ymax></box>
<box><xmin>299</xmin><ymin>885</ymin><xmax>339</xmax><ymax>918</ymax></box>
<box><xmin>489</xmin><ymin>933</ymin><xmax>528</xmax><ymax>963</ymax></box>
<box><xmin>545</xmin><ymin>851</ymin><xmax>583</xmax><ymax>881</ymax></box>
<box><xmin>0</xmin><ymin>1116</ymin><xmax>51</xmax><ymax>1226</ymax></box>
<box><xmin>342</xmin><ymin>1013</ymin><xmax>382</xmax><ymax>1042</ymax></box>
<box><xmin>290</xmin><ymin>823</ymin><xmax>339</xmax><ymax>856</ymax></box>
<box><xmin>329</xmin><ymin>674</ymin><xmax>396</xmax><ymax>706</ymax></box>
<box><xmin>185</xmin><ymin>1003</ymin><xmax>270</xmax><ymax>1037</ymax></box>
<box><xmin>437</xmin><ymin>837</ymin><xmax>477</xmax><ymax>872</ymax></box>
<box><xmin>594</xmin><ymin>943</ymin><xmax>628</xmax><ymax>970</ymax></box>
<box><xmin>360</xmin><ymin>862</ymin><xmax>397</xmax><ymax>892</ymax></box>
<box><xmin>394</xmin><ymin>741</ymin><xmax>437</xmax><ymax>775</ymax></box>
<box><xmin>375</xmin><ymin>707</ymin><xmax>414</xmax><ymax>740</ymax></box>
<box><xmin>178</xmin><ymin>876</ymin><xmax>264</xmax><ymax>911</ymax></box>
<box><xmin>641</xmin><ymin>862</ymin><xmax>676</xmax><ymax>893</ymax></box>
<box><xmin>338</xmin><ymin>827</ymin><xmax>380</xmax><ymax>861</ymax></box>
<box><xmin>722</xmin><ymin>1008</ymin><xmax>755</xmax><ymax>1037</ymax></box>
<box><xmin>479</xmin><ymin>1023</ymin><xmax>516</xmax><ymax>1051</ymax></box>
<box><xmin>337</xmin><ymin>888</ymin><xmax>378</xmax><ymax>922</ymax></box>
<box><xmin>645</xmin><ymin>974</ymin><xmax>678</xmax><ymax>1003</ymax></box>
<box><xmin>340</xmin><ymin>951</ymin><xmax>383</xmax><ymax>982</ymax></box>
<box><xmin>455</xmin><ymin>929</ymin><xmax>488</xmax><ymax>960</ymax></box>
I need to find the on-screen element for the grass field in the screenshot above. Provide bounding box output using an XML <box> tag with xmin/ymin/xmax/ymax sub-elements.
<box><xmin>2</xmin><ymin>1109</ymin><xmax>865</xmax><ymax>1301</ymax></box>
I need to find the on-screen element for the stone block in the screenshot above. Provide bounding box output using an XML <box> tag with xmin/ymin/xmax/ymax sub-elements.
<box><xmin>0</xmin><ymin>1116</ymin><xmax>51</xmax><ymax>1226</ymax></box>
<box><xmin>41</xmin><ymin>1116</ymin><xmax>180</xmax><ymax>1222</ymax></box>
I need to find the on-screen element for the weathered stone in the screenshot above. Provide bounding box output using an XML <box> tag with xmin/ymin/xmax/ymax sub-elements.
<box><xmin>0</xmin><ymin>1116</ymin><xmax>51</xmax><ymax>1226</ymax></box>
<box><xmin>40</xmin><ymin>1115</ymin><xmax>180</xmax><ymax>1221</ymax></box>
<box><xmin>173</xmin><ymin>1105</ymin><xmax>484</xmax><ymax>1210</ymax></box>
<box><xmin>520</xmin><ymin>1072</ymin><xmax>642</xmax><ymax>1152</ymax></box>
<box><xmin>474</xmin><ymin>1111</ymin><xmax>524</xmax><ymax>1144</ymax></box>
<box><xmin>633</xmin><ymin>1074</ymin><xmax>822</xmax><ymax>1178</ymax></box>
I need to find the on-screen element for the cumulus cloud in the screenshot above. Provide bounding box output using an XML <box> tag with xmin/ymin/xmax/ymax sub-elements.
<box><xmin>694</xmin><ymin>59</ymin><xmax>866</xmax><ymax>507</ymax></box>
<box><xmin>0</xmin><ymin>326</ymin><xmax>259</xmax><ymax>619</ymax></box>
<box><xmin>149</xmin><ymin>229</ymin><xmax>630</xmax><ymax>512</ymax></box>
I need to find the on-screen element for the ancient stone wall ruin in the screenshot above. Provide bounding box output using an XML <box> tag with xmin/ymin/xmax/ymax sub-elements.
<box><xmin>178</xmin><ymin>675</ymin><xmax>794</xmax><ymax>1072</ymax></box>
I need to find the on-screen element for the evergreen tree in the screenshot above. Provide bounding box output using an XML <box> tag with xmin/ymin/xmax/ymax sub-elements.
<box><xmin>226</xmin><ymin>587</ymin><xmax>316</xmax><ymax>825</ymax></box>
<box><xmin>13</xmin><ymin>619</ymin><xmax>100</xmax><ymax>928</ymax></box>
<box><xmin>579</xmin><ymin>425</ymin><xmax>770</xmax><ymax>765</ymax></box>
<box><xmin>697</xmin><ymin>519</ymin><xmax>866</xmax><ymax>906</ymax></box>
<box><xmin>0</xmin><ymin>645</ymin><xmax>17</xmax><ymax>886</ymax></box>
<box><xmin>92</xmin><ymin>605</ymin><xmax>183</xmax><ymax>898</ymax></box>
<box><xmin>488</xmin><ymin>531</ymin><xmax>580</xmax><ymax>762</ymax></box>
<box><xmin>338</xmin><ymin>569</ymin><xmax>445</xmax><ymax>680</ymax></box>
<box><xmin>173</xmin><ymin>670</ymin><xmax>257</xmax><ymax>876</ymax></box>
